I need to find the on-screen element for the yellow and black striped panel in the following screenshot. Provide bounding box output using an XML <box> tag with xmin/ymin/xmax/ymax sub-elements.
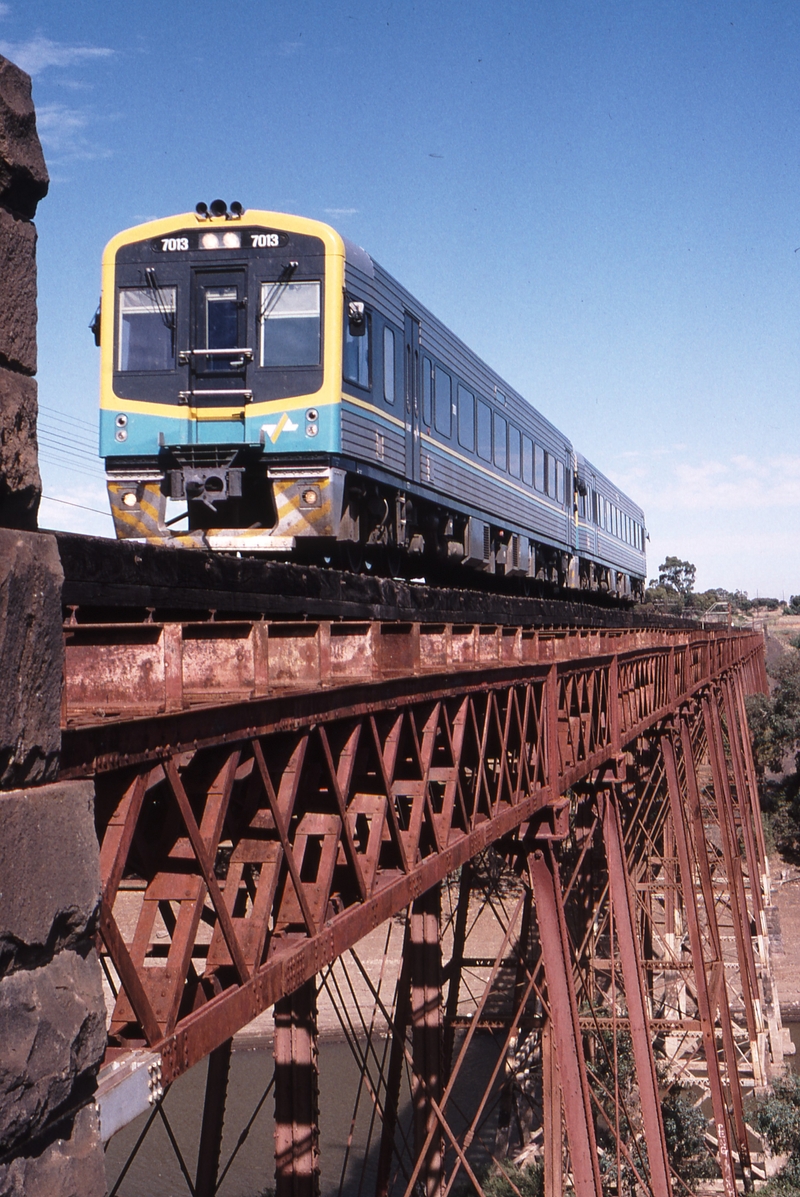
<box><xmin>271</xmin><ymin>472</ymin><xmax>344</xmax><ymax>540</ymax></box>
<box><xmin>107</xmin><ymin>480</ymin><xmax>168</xmax><ymax>542</ymax></box>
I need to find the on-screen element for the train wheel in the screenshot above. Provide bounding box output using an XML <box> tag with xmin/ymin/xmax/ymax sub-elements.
<box><xmin>336</xmin><ymin>543</ymin><xmax>365</xmax><ymax>574</ymax></box>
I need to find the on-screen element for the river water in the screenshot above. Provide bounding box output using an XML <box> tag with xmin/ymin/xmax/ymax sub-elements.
<box><xmin>104</xmin><ymin>1033</ymin><xmax>502</xmax><ymax>1197</ymax></box>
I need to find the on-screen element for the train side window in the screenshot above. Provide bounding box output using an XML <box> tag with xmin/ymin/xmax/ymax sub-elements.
<box><xmin>556</xmin><ymin>460</ymin><xmax>565</xmax><ymax>503</ymax></box>
<box><xmin>477</xmin><ymin>400</ymin><xmax>492</xmax><ymax>461</ymax></box>
<box><xmin>457</xmin><ymin>385</ymin><xmax>474</xmax><ymax>451</ymax></box>
<box><xmin>422</xmin><ymin>357</ymin><xmax>432</xmax><ymax>425</ymax></box>
<box><xmin>534</xmin><ymin>444</ymin><xmax>545</xmax><ymax>491</ymax></box>
<box><xmin>508</xmin><ymin>426</ymin><xmax>520</xmax><ymax>477</ymax></box>
<box><xmin>343</xmin><ymin>310</ymin><xmax>370</xmax><ymax>388</ymax></box>
<box><xmin>522</xmin><ymin>436</ymin><xmax>533</xmax><ymax>486</ymax></box>
<box><xmin>118</xmin><ymin>286</ymin><xmax>176</xmax><ymax>371</ymax></box>
<box><xmin>434</xmin><ymin>366</ymin><xmax>451</xmax><ymax>436</ymax></box>
<box><xmin>383</xmin><ymin>327</ymin><xmax>395</xmax><ymax>404</ymax></box>
<box><xmin>578</xmin><ymin>491</ymin><xmax>586</xmax><ymax>518</ymax></box>
<box><xmin>545</xmin><ymin>453</ymin><xmax>556</xmax><ymax>499</ymax></box>
<box><xmin>605</xmin><ymin>499</ymin><xmax>611</xmax><ymax>531</ymax></box>
<box><xmin>493</xmin><ymin>413</ymin><xmax>507</xmax><ymax>470</ymax></box>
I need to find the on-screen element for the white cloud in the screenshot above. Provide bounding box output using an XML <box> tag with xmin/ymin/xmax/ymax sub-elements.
<box><xmin>325</xmin><ymin>207</ymin><xmax>359</xmax><ymax>216</ymax></box>
<box><xmin>0</xmin><ymin>5</ymin><xmax>11</xmax><ymax>19</ymax></box>
<box><xmin>0</xmin><ymin>36</ymin><xmax>113</xmax><ymax>76</ymax></box>
<box><xmin>35</xmin><ymin>102</ymin><xmax>112</xmax><ymax>161</ymax></box>
<box><xmin>651</xmin><ymin>454</ymin><xmax>800</xmax><ymax>513</ymax></box>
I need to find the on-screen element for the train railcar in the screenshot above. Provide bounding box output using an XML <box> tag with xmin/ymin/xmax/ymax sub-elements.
<box><xmin>96</xmin><ymin>201</ymin><xmax>646</xmax><ymax>597</ymax></box>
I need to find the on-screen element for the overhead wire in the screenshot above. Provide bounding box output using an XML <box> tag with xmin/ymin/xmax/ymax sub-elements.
<box><xmin>38</xmin><ymin>434</ymin><xmax>101</xmax><ymax>464</ymax></box>
<box><xmin>39</xmin><ymin>401</ymin><xmax>97</xmax><ymax>428</ymax></box>
<box><xmin>38</xmin><ymin>454</ymin><xmax>105</xmax><ymax>482</ymax></box>
<box><xmin>39</xmin><ymin>494</ymin><xmax>111</xmax><ymax>518</ymax></box>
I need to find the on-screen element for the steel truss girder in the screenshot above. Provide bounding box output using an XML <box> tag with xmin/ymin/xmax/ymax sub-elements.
<box><xmin>85</xmin><ymin>634</ymin><xmax>765</xmax><ymax>1095</ymax></box>
<box><xmin>98</xmin><ymin>645</ymin><xmax>779</xmax><ymax>1197</ymax></box>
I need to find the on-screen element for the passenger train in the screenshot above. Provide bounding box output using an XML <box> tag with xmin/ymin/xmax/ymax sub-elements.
<box><xmin>95</xmin><ymin>201</ymin><xmax>646</xmax><ymax>597</ymax></box>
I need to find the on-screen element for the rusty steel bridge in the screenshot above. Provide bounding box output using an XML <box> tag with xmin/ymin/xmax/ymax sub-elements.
<box><xmin>57</xmin><ymin>537</ymin><xmax>781</xmax><ymax>1197</ymax></box>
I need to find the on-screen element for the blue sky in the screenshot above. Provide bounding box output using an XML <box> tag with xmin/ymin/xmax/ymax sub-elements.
<box><xmin>3</xmin><ymin>0</ymin><xmax>800</xmax><ymax>596</ymax></box>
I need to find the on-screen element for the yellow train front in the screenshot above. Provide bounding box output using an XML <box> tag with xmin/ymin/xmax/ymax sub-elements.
<box><xmin>99</xmin><ymin>203</ymin><xmax>353</xmax><ymax>553</ymax></box>
<box><xmin>98</xmin><ymin>201</ymin><xmax>647</xmax><ymax>596</ymax></box>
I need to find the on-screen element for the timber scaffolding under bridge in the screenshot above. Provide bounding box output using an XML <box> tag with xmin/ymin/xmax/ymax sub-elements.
<box><xmin>56</xmin><ymin>532</ymin><xmax>784</xmax><ymax>1197</ymax></box>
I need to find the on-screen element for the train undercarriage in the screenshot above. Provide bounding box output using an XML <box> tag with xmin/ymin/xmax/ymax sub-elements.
<box><xmin>106</xmin><ymin>453</ymin><xmax>643</xmax><ymax>601</ymax></box>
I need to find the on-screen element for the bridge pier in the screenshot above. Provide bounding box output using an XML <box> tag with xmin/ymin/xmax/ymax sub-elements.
<box><xmin>195</xmin><ymin>1038</ymin><xmax>233</xmax><ymax>1197</ymax></box>
<box><xmin>0</xmin><ymin>53</ymin><xmax>109</xmax><ymax>1196</ymax></box>
<box><xmin>410</xmin><ymin>885</ymin><xmax>443</xmax><ymax>1197</ymax></box>
<box><xmin>274</xmin><ymin>979</ymin><xmax>320</xmax><ymax>1197</ymax></box>
<box><xmin>663</xmin><ymin>721</ymin><xmax>750</xmax><ymax>1196</ymax></box>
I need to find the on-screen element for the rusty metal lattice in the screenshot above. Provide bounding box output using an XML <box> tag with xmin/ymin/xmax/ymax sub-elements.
<box><xmin>68</xmin><ymin>630</ymin><xmax>764</xmax><ymax>1074</ymax></box>
<box><xmin>78</xmin><ymin>626</ymin><xmax>776</xmax><ymax>1196</ymax></box>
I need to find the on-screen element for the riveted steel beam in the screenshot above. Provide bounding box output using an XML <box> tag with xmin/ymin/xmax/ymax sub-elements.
<box><xmin>87</xmin><ymin>633</ymin><xmax>766</xmax><ymax>1126</ymax></box>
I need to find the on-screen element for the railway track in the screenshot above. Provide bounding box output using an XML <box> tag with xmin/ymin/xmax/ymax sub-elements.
<box><xmin>55</xmin><ymin>530</ymin><xmax>683</xmax><ymax>628</ymax></box>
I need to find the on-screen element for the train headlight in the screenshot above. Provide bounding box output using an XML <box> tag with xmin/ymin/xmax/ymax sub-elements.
<box><xmin>122</xmin><ymin>491</ymin><xmax>137</xmax><ymax>508</ymax></box>
<box><xmin>115</xmin><ymin>429</ymin><xmax>128</xmax><ymax>442</ymax></box>
<box><xmin>201</xmin><ymin>231</ymin><xmax>221</xmax><ymax>249</ymax></box>
<box><xmin>222</xmin><ymin>231</ymin><xmax>241</xmax><ymax>248</ymax></box>
<box><xmin>306</xmin><ymin>423</ymin><xmax>318</xmax><ymax>438</ymax></box>
<box><xmin>302</xmin><ymin>488</ymin><xmax>319</xmax><ymax>506</ymax></box>
<box><xmin>115</xmin><ymin>413</ymin><xmax>128</xmax><ymax>427</ymax></box>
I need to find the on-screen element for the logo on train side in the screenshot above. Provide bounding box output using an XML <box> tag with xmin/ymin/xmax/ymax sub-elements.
<box><xmin>261</xmin><ymin>413</ymin><xmax>299</xmax><ymax>443</ymax></box>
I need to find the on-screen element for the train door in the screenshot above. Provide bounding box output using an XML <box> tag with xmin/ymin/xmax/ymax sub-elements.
<box><xmin>404</xmin><ymin>313</ymin><xmax>421</xmax><ymax>483</ymax></box>
<box><xmin>189</xmin><ymin>268</ymin><xmax>251</xmax><ymax>441</ymax></box>
<box><xmin>589</xmin><ymin>469</ymin><xmax>598</xmax><ymax>557</ymax></box>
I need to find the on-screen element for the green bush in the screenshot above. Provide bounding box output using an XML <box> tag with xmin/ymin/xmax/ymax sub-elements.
<box><xmin>755</xmin><ymin>1072</ymin><xmax>800</xmax><ymax>1194</ymax></box>
<box><xmin>480</xmin><ymin>1160</ymin><xmax>544</xmax><ymax>1197</ymax></box>
<box><xmin>660</xmin><ymin>1087</ymin><xmax>716</xmax><ymax>1186</ymax></box>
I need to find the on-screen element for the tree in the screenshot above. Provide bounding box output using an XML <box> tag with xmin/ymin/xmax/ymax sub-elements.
<box><xmin>746</xmin><ymin>642</ymin><xmax>800</xmax><ymax>856</ymax></box>
<box><xmin>656</xmin><ymin>557</ymin><xmax>696</xmax><ymax>596</ymax></box>
<box><xmin>754</xmin><ymin>1071</ymin><xmax>800</xmax><ymax>1194</ymax></box>
<box><xmin>747</xmin><ymin>649</ymin><xmax>800</xmax><ymax>776</ymax></box>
